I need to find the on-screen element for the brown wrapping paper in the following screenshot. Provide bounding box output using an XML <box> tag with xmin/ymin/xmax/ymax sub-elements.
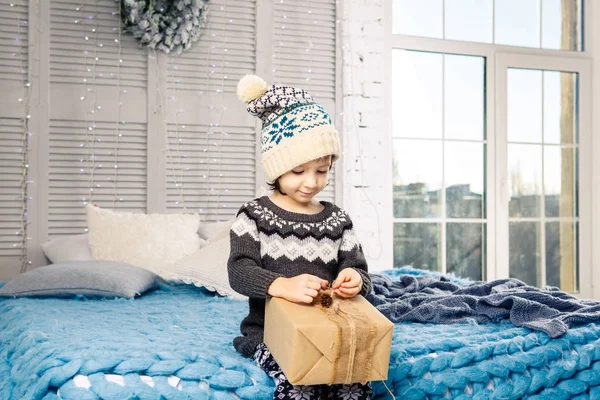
<box><xmin>264</xmin><ymin>293</ymin><xmax>393</xmax><ymax>385</ymax></box>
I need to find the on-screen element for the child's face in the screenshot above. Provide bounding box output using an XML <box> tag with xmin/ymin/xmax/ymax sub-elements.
<box><xmin>277</xmin><ymin>157</ymin><xmax>332</xmax><ymax>204</ymax></box>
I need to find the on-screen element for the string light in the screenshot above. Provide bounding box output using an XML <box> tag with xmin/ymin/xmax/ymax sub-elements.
<box><xmin>71</xmin><ymin>0</ymin><xmax>132</xmax><ymax>231</ymax></box>
<box><xmin>159</xmin><ymin>0</ymin><xmax>231</xmax><ymax>221</ymax></box>
<box><xmin>274</xmin><ymin>0</ymin><xmax>316</xmax><ymax>87</ymax></box>
<box><xmin>78</xmin><ymin>1</ymin><xmax>95</xmax><ymax>211</ymax></box>
<box><xmin>13</xmin><ymin>0</ymin><xmax>35</xmax><ymax>272</ymax></box>
<box><xmin>166</xmin><ymin>54</ymin><xmax>186</xmax><ymax>210</ymax></box>
<box><xmin>112</xmin><ymin>1</ymin><xmax>123</xmax><ymax>209</ymax></box>
<box><xmin>200</xmin><ymin>3</ymin><xmax>217</xmax><ymax>219</ymax></box>
<box><xmin>213</xmin><ymin>0</ymin><xmax>230</xmax><ymax>217</ymax></box>
<box><xmin>86</xmin><ymin>0</ymin><xmax>99</xmax><ymax>204</ymax></box>
<box><xmin>153</xmin><ymin>49</ymin><xmax>180</xmax><ymax>211</ymax></box>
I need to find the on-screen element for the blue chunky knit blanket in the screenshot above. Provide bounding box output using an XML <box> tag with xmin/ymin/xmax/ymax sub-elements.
<box><xmin>3</xmin><ymin>268</ymin><xmax>600</xmax><ymax>399</ymax></box>
<box><xmin>368</xmin><ymin>271</ymin><xmax>600</xmax><ymax>338</ymax></box>
<box><xmin>0</xmin><ymin>282</ymin><xmax>279</xmax><ymax>400</ymax></box>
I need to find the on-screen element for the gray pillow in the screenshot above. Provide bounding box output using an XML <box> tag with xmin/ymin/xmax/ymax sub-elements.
<box><xmin>0</xmin><ymin>261</ymin><xmax>158</xmax><ymax>298</ymax></box>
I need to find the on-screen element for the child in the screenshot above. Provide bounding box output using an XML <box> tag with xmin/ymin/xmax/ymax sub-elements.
<box><xmin>228</xmin><ymin>75</ymin><xmax>373</xmax><ymax>400</ymax></box>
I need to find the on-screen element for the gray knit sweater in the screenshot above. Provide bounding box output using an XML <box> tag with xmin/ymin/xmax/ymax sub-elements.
<box><xmin>227</xmin><ymin>196</ymin><xmax>372</xmax><ymax>358</ymax></box>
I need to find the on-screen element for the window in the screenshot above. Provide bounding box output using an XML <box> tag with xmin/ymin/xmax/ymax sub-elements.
<box><xmin>495</xmin><ymin>54</ymin><xmax>589</xmax><ymax>294</ymax></box>
<box><xmin>392</xmin><ymin>50</ymin><xmax>487</xmax><ymax>280</ymax></box>
<box><xmin>388</xmin><ymin>0</ymin><xmax>591</xmax><ymax>295</ymax></box>
<box><xmin>392</xmin><ymin>0</ymin><xmax>583</xmax><ymax>51</ymax></box>
<box><xmin>506</xmin><ymin>68</ymin><xmax>579</xmax><ymax>291</ymax></box>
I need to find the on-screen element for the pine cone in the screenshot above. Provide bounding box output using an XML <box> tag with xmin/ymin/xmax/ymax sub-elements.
<box><xmin>319</xmin><ymin>292</ymin><xmax>333</xmax><ymax>308</ymax></box>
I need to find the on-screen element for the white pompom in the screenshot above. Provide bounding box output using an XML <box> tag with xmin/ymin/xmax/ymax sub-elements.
<box><xmin>237</xmin><ymin>74</ymin><xmax>268</xmax><ymax>103</ymax></box>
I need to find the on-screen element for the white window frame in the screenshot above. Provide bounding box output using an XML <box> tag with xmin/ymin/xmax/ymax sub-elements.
<box><xmin>495</xmin><ymin>53</ymin><xmax>592</xmax><ymax>297</ymax></box>
<box><xmin>383</xmin><ymin>0</ymin><xmax>597</xmax><ymax>297</ymax></box>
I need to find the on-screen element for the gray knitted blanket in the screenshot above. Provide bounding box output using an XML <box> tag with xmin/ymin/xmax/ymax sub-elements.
<box><xmin>367</xmin><ymin>273</ymin><xmax>600</xmax><ymax>337</ymax></box>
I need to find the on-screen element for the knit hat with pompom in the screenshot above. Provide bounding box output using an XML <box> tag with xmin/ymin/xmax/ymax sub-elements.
<box><xmin>237</xmin><ymin>74</ymin><xmax>340</xmax><ymax>181</ymax></box>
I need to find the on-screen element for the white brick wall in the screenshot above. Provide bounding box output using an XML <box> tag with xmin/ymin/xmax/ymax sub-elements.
<box><xmin>340</xmin><ymin>0</ymin><xmax>392</xmax><ymax>271</ymax></box>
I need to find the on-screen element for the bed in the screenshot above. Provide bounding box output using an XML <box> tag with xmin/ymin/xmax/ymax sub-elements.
<box><xmin>2</xmin><ymin>268</ymin><xmax>600</xmax><ymax>400</ymax></box>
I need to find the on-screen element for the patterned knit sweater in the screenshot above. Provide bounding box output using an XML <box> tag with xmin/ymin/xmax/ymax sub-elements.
<box><xmin>227</xmin><ymin>196</ymin><xmax>373</xmax><ymax>358</ymax></box>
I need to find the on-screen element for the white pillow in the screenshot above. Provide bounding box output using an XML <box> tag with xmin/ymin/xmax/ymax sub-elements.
<box><xmin>86</xmin><ymin>204</ymin><xmax>201</xmax><ymax>275</ymax></box>
<box><xmin>197</xmin><ymin>220</ymin><xmax>234</xmax><ymax>241</ymax></box>
<box><xmin>164</xmin><ymin>220</ymin><xmax>244</xmax><ymax>299</ymax></box>
<box><xmin>41</xmin><ymin>234</ymin><xmax>92</xmax><ymax>264</ymax></box>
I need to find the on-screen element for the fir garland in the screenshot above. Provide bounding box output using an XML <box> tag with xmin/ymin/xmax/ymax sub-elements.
<box><xmin>120</xmin><ymin>0</ymin><xmax>209</xmax><ymax>55</ymax></box>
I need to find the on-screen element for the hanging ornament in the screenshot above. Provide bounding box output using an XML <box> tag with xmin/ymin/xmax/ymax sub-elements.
<box><xmin>119</xmin><ymin>0</ymin><xmax>210</xmax><ymax>55</ymax></box>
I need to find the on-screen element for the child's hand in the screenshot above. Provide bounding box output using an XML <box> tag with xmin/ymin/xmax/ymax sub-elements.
<box><xmin>332</xmin><ymin>268</ymin><xmax>363</xmax><ymax>298</ymax></box>
<box><xmin>268</xmin><ymin>274</ymin><xmax>329</xmax><ymax>304</ymax></box>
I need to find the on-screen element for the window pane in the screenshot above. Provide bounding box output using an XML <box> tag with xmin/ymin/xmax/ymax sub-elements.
<box><xmin>392</xmin><ymin>0</ymin><xmax>443</xmax><ymax>38</ymax></box>
<box><xmin>392</xmin><ymin>50</ymin><xmax>442</xmax><ymax>139</ymax></box>
<box><xmin>393</xmin><ymin>0</ymin><xmax>582</xmax><ymax>51</ymax></box>
<box><xmin>394</xmin><ymin>223</ymin><xmax>441</xmax><ymax>271</ymax></box>
<box><xmin>505</xmin><ymin>64</ymin><xmax>580</xmax><ymax>293</ymax></box>
<box><xmin>445</xmin><ymin>55</ymin><xmax>485</xmax><ymax>141</ymax></box>
<box><xmin>495</xmin><ymin>0</ymin><xmax>540</xmax><ymax>48</ymax></box>
<box><xmin>546</xmin><ymin>222</ymin><xmax>578</xmax><ymax>292</ymax></box>
<box><xmin>447</xmin><ymin>223</ymin><xmax>485</xmax><ymax>281</ymax></box>
<box><xmin>509</xmin><ymin>221</ymin><xmax>541</xmax><ymax>286</ymax></box>
<box><xmin>542</xmin><ymin>0</ymin><xmax>561</xmax><ymax>50</ymax></box>
<box><xmin>445</xmin><ymin>0</ymin><xmax>493</xmax><ymax>43</ymax></box>
<box><xmin>508</xmin><ymin>69</ymin><xmax>542</xmax><ymax>143</ymax></box>
<box><xmin>542</xmin><ymin>0</ymin><xmax>582</xmax><ymax>51</ymax></box>
<box><xmin>445</xmin><ymin>142</ymin><xmax>485</xmax><ymax>218</ymax></box>
<box><xmin>393</xmin><ymin>139</ymin><xmax>443</xmax><ymax>218</ymax></box>
<box><xmin>508</xmin><ymin>144</ymin><xmax>542</xmax><ymax>218</ymax></box>
<box><xmin>543</xmin><ymin>71</ymin><xmax>578</xmax><ymax>145</ymax></box>
<box><xmin>544</xmin><ymin>147</ymin><xmax>577</xmax><ymax>218</ymax></box>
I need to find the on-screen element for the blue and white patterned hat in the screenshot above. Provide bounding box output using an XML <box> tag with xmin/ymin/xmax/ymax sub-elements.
<box><xmin>237</xmin><ymin>74</ymin><xmax>340</xmax><ymax>181</ymax></box>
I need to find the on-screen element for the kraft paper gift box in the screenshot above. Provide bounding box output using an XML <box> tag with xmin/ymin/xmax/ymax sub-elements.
<box><xmin>264</xmin><ymin>292</ymin><xmax>393</xmax><ymax>385</ymax></box>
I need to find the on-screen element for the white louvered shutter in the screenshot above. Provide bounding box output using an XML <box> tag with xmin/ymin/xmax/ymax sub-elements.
<box><xmin>165</xmin><ymin>0</ymin><xmax>257</xmax><ymax>222</ymax></box>
<box><xmin>48</xmin><ymin>0</ymin><xmax>148</xmax><ymax>237</ymax></box>
<box><xmin>0</xmin><ymin>0</ymin><xmax>341</xmax><ymax>273</ymax></box>
<box><xmin>273</xmin><ymin>0</ymin><xmax>338</xmax><ymax>203</ymax></box>
<box><xmin>0</xmin><ymin>0</ymin><xmax>29</xmax><ymax>268</ymax></box>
